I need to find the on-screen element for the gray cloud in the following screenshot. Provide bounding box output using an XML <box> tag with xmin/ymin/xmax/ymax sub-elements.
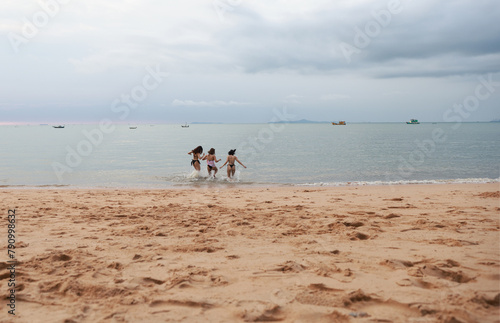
<box><xmin>1</xmin><ymin>0</ymin><xmax>499</xmax><ymax>124</ymax></box>
<box><xmin>209</xmin><ymin>0</ymin><xmax>500</xmax><ymax>77</ymax></box>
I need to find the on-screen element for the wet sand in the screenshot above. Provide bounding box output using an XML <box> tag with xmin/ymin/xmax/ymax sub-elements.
<box><xmin>1</xmin><ymin>183</ymin><xmax>499</xmax><ymax>322</ymax></box>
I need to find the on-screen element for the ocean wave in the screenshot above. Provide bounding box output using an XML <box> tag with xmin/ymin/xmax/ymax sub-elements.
<box><xmin>2</xmin><ymin>177</ymin><xmax>498</xmax><ymax>190</ymax></box>
<box><xmin>296</xmin><ymin>178</ymin><xmax>500</xmax><ymax>187</ymax></box>
<box><xmin>156</xmin><ymin>170</ymin><xmax>248</xmax><ymax>186</ymax></box>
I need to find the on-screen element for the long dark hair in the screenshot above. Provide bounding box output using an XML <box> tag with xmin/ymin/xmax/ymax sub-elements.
<box><xmin>208</xmin><ymin>148</ymin><xmax>215</xmax><ymax>155</ymax></box>
<box><xmin>192</xmin><ymin>146</ymin><xmax>203</xmax><ymax>155</ymax></box>
<box><xmin>228</xmin><ymin>149</ymin><xmax>236</xmax><ymax>155</ymax></box>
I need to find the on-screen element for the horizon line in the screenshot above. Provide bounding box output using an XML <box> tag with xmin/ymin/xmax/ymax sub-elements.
<box><xmin>1</xmin><ymin>120</ymin><xmax>499</xmax><ymax>126</ymax></box>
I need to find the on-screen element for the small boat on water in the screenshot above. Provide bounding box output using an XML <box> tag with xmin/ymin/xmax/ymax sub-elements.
<box><xmin>52</xmin><ymin>125</ymin><xmax>65</xmax><ymax>128</ymax></box>
<box><xmin>331</xmin><ymin>121</ymin><xmax>346</xmax><ymax>125</ymax></box>
<box><xmin>181</xmin><ymin>122</ymin><xmax>189</xmax><ymax>128</ymax></box>
<box><xmin>129</xmin><ymin>126</ymin><xmax>137</xmax><ymax>129</ymax></box>
<box><xmin>406</xmin><ymin>119</ymin><xmax>420</xmax><ymax>124</ymax></box>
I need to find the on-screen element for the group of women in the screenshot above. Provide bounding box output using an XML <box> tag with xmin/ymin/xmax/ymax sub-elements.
<box><xmin>188</xmin><ymin>146</ymin><xmax>246</xmax><ymax>179</ymax></box>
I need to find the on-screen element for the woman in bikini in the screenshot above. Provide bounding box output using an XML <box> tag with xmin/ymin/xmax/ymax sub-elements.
<box><xmin>188</xmin><ymin>146</ymin><xmax>204</xmax><ymax>171</ymax></box>
<box><xmin>202</xmin><ymin>148</ymin><xmax>220</xmax><ymax>178</ymax></box>
<box><xmin>220</xmin><ymin>149</ymin><xmax>246</xmax><ymax>179</ymax></box>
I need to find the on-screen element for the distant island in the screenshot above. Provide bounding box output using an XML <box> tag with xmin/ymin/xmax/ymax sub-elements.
<box><xmin>191</xmin><ymin>119</ymin><xmax>328</xmax><ymax>124</ymax></box>
<box><xmin>268</xmin><ymin>119</ymin><xmax>330</xmax><ymax>124</ymax></box>
<box><xmin>191</xmin><ymin>122</ymin><xmax>224</xmax><ymax>124</ymax></box>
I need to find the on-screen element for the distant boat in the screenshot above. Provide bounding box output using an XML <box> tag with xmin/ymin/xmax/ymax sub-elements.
<box><xmin>406</xmin><ymin>119</ymin><xmax>420</xmax><ymax>124</ymax></box>
<box><xmin>129</xmin><ymin>126</ymin><xmax>137</xmax><ymax>129</ymax></box>
<box><xmin>331</xmin><ymin>121</ymin><xmax>346</xmax><ymax>125</ymax></box>
<box><xmin>52</xmin><ymin>125</ymin><xmax>65</xmax><ymax>128</ymax></box>
<box><xmin>181</xmin><ymin>122</ymin><xmax>189</xmax><ymax>128</ymax></box>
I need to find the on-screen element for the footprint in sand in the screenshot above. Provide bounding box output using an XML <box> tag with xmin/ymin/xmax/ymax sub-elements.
<box><xmin>348</xmin><ymin>231</ymin><xmax>370</xmax><ymax>240</ymax></box>
<box><xmin>421</xmin><ymin>265</ymin><xmax>474</xmax><ymax>283</ymax></box>
<box><xmin>296</xmin><ymin>287</ymin><xmax>423</xmax><ymax>321</ymax></box>
<box><xmin>149</xmin><ymin>299</ymin><xmax>214</xmax><ymax>309</ymax></box>
<box><xmin>236</xmin><ymin>301</ymin><xmax>285</xmax><ymax>322</ymax></box>
<box><xmin>51</xmin><ymin>253</ymin><xmax>72</xmax><ymax>262</ymax></box>
<box><xmin>269</xmin><ymin>260</ymin><xmax>307</xmax><ymax>273</ymax></box>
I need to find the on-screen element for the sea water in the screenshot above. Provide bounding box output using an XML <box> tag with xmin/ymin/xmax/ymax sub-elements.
<box><xmin>0</xmin><ymin>123</ymin><xmax>498</xmax><ymax>188</ymax></box>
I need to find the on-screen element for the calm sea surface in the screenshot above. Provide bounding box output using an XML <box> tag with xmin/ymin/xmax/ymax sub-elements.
<box><xmin>1</xmin><ymin>123</ymin><xmax>499</xmax><ymax>188</ymax></box>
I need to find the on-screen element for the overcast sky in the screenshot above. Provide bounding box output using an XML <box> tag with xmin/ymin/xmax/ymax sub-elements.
<box><xmin>1</xmin><ymin>0</ymin><xmax>499</xmax><ymax>124</ymax></box>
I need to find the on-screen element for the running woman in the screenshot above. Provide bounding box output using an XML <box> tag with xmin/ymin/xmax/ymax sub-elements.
<box><xmin>202</xmin><ymin>148</ymin><xmax>221</xmax><ymax>177</ymax></box>
<box><xmin>220</xmin><ymin>149</ymin><xmax>246</xmax><ymax>179</ymax></box>
<box><xmin>188</xmin><ymin>146</ymin><xmax>204</xmax><ymax>171</ymax></box>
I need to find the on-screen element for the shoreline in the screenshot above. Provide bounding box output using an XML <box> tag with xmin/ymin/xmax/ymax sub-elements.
<box><xmin>1</xmin><ymin>177</ymin><xmax>499</xmax><ymax>190</ymax></box>
<box><xmin>1</xmin><ymin>183</ymin><xmax>499</xmax><ymax>322</ymax></box>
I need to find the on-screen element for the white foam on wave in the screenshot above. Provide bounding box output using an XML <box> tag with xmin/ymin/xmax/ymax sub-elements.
<box><xmin>226</xmin><ymin>170</ymin><xmax>241</xmax><ymax>183</ymax></box>
<box><xmin>297</xmin><ymin>177</ymin><xmax>500</xmax><ymax>187</ymax></box>
<box><xmin>221</xmin><ymin>171</ymin><xmax>240</xmax><ymax>183</ymax></box>
<box><xmin>187</xmin><ymin>170</ymin><xmax>202</xmax><ymax>179</ymax></box>
<box><xmin>168</xmin><ymin>168</ymin><xmax>245</xmax><ymax>184</ymax></box>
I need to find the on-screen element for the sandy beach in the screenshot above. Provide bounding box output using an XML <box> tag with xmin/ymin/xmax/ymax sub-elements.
<box><xmin>1</xmin><ymin>183</ymin><xmax>499</xmax><ymax>322</ymax></box>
